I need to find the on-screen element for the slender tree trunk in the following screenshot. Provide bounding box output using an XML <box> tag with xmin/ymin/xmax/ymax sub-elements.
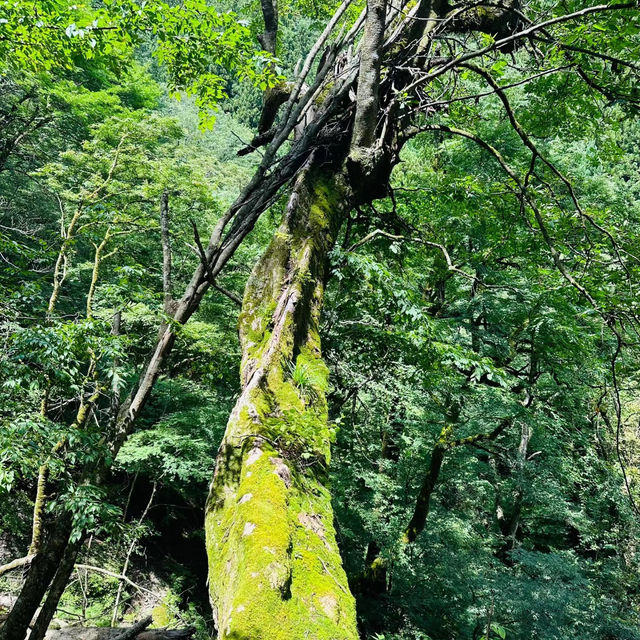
<box><xmin>0</xmin><ymin>516</ymin><xmax>72</xmax><ymax>640</ymax></box>
<box><xmin>28</xmin><ymin>464</ymin><xmax>49</xmax><ymax>556</ymax></box>
<box><xmin>356</xmin><ymin>442</ymin><xmax>446</xmax><ymax>596</ymax></box>
<box><xmin>160</xmin><ymin>191</ymin><xmax>174</xmax><ymax>315</ymax></box>
<box><xmin>403</xmin><ymin>444</ymin><xmax>446</xmax><ymax>544</ymax></box>
<box><xmin>496</xmin><ymin>421</ymin><xmax>531</xmax><ymax>553</ymax></box>
<box><xmin>358</xmin><ymin>413</ymin><xmax>511</xmax><ymax>595</ymax></box>
<box><xmin>28</xmin><ymin>538</ymin><xmax>82</xmax><ymax>640</ymax></box>
<box><xmin>205</xmin><ymin>159</ymin><xmax>358</xmax><ymax>639</ymax></box>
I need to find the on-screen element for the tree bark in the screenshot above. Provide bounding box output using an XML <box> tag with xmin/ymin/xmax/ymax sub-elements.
<box><xmin>403</xmin><ymin>444</ymin><xmax>446</xmax><ymax>544</ymax></box>
<box><xmin>257</xmin><ymin>0</ymin><xmax>278</xmax><ymax>54</ymax></box>
<box><xmin>205</xmin><ymin>158</ymin><xmax>358</xmax><ymax>639</ymax></box>
<box><xmin>160</xmin><ymin>191</ymin><xmax>174</xmax><ymax>315</ymax></box>
<box><xmin>0</xmin><ymin>517</ymin><xmax>72</xmax><ymax>640</ymax></box>
<box><xmin>496</xmin><ymin>421</ymin><xmax>531</xmax><ymax>553</ymax></box>
<box><xmin>28</xmin><ymin>538</ymin><xmax>82</xmax><ymax>640</ymax></box>
<box><xmin>351</xmin><ymin>0</ymin><xmax>387</xmax><ymax>151</ymax></box>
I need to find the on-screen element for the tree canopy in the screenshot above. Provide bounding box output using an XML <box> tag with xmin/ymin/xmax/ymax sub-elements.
<box><xmin>1</xmin><ymin>0</ymin><xmax>640</xmax><ymax>638</ymax></box>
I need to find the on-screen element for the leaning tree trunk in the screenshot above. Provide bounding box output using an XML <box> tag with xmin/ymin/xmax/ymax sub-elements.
<box><xmin>205</xmin><ymin>159</ymin><xmax>358</xmax><ymax>640</ymax></box>
<box><xmin>0</xmin><ymin>517</ymin><xmax>72</xmax><ymax>640</ymax></box>
<box><xmin>28</xmin><ymin>537</ymin><xmax>82</xmax><ymax>640</ymax></box>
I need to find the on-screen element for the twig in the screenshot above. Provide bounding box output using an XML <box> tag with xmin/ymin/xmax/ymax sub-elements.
<box><xmin>111</xmin><ymin>483</ymin><xmax>157</xmax><ymax>626</ymax></box>
<box><xmin>191</xmin><ymin>220</ymin><xmax>242</xmax><ymax>305</ymax></box>
<box><xmin>319</xmin><ymin>558</ymin><xmax>348</xmax><ymax>594</ymax></box>
<box><xmin>213</xmin><ymin>283</ymin><xmax>242</xmax><ymax>306</ymax></box>
<box><xmin>74</xmin><ymin>565</ymin><xmax>162</xmax><ymax>599</ymax></box>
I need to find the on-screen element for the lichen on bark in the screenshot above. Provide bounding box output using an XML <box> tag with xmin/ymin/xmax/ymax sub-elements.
<box><xmin>205</xmin><ymin>162</ymin><xmax>358</xmax><ymax>639</ymax></box>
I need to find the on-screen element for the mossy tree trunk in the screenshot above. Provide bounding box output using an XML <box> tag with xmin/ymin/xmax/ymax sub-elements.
<box><xmin>28</xmin><ymin>537</ymin><xmax>82</xmax><ymax>640</ymax></box>
<box><xmin>0</xmin><ymin>516</ymin><xmax>72</xmax><ymax>640</ymax></box>
<box><xmin>205</xmin><ymin>159</ymin><xmax>358</xmax><ymax>640</ymax></box>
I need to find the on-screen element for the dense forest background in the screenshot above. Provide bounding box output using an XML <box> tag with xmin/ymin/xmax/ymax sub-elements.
<box><xmin>1</xmin><ymin>0</ymin><xmax>640</xmax><ymax>638</ymax></box>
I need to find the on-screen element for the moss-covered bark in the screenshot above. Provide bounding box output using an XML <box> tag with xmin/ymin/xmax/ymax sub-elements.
<box><xmin>205</xmin><ymin>163</ymin><xmax>358</xmax><ymax>640</ymax></box>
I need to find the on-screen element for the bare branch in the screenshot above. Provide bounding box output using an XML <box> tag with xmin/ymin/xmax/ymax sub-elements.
<box><xmin>160</xmin><ymin>191</ymin><xmax>173</xmax><ymax>314</ymax></box>
<box><xmin>403</xmin><ymin>2</ymin><xmax>638</xmax><ymax>93</ymax></box>
<box><xmin>0</xmin><ymin>554</ymin><xmax>34</xmax><ymax>578</ymax></box>
<box><xmin>74</xmin><ymin>565</ymin><xmax>162</xmax><ymax>599</ymax></box>
<box><xmin>414</xmin><ymin>123</ymin><xmax>600</xmax><ymax>309</ymax></box>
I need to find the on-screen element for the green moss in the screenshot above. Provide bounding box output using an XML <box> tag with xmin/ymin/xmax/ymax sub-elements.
<box><xmin>205</xmin><ymin>167</ymin><xmax>357</xmax><ymax>639</ymax></box>
<box><xmin>151</xmin><ymin>591</ymin><xmax>180</xmax><ymax>628</ymax></box>
<box><xmin>308</xmin><ymin>182</ymin><xmax>333</xmax><ymax>230</ymax></box>
<box><xmin>294</xmin><ymin>345</ymin><xmax>329</xmax><ymax>395</ymax></box>
<box><xmin>437</xmin><ymin>424</ymin><xmax>454</xmax><ymax>446</ymax></box>
<box><xmin>206</xmin><ymin>444</ymin><xmax>357</xmax><ymax>639</ymax></box>
<box><xmin>267</xmin><ymin>366</ymin><xmax>304</xmax><ymax>411</ymax></box>
<box><xmin>313</xmin><ymin>81</ymin><xmax>336</xmax><ymax>109</ymax></box>
<box><xmin>475</xmin><ymin>5</ymin><xmax>499</xmax><ymax>19</ymax></box>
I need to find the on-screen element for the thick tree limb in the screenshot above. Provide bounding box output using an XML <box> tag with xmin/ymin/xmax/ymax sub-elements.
<box><xmin>351</xmin><ymin>0</ymin><xmax>387</xmax><ymax>151</ymax></box>
<box><xmin>257</xmin><ymin>0</ymin><xmax>278</xmax><ymax>54</ymax></box>
<box><xmin>447</xmin><ymin>0</ymin><xmax>522</xmax><ymax>46</ymax></box>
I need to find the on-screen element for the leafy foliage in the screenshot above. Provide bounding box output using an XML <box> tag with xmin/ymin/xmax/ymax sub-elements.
<box><xmin>1</xmin><ymin>0</ymin><xmax>640</xmax><ymax>638</ymax></box>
